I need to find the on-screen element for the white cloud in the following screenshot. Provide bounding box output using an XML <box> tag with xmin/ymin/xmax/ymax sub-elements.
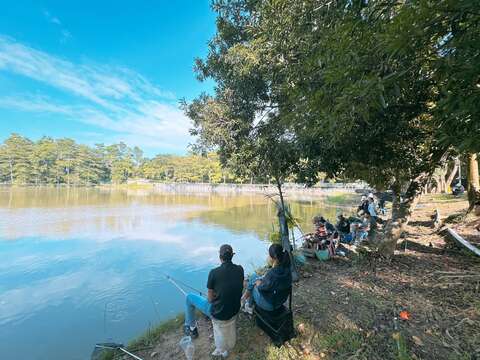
<box><xmin>0</xmin><ymin>96</ymin><xmax>75</xmax><ymax>115</ymax></box>
<box><xmin>43</xmin><ymin>10</ymin><xmax>62</xmax><ymax>25</ymax></box>
<box><xmin>0</xmin><ymin>36</ymin><xmax>193</xmax><ymax>154</ymax></box>
<box><xmin>43</xmin><ymin>10</ymin><xmax>72</xmax><ymax>43</ymax></box>
<box><xmin>60</xmin><ymin>29</ymin><xmax>72</xmax><ymax>43</ymax></box>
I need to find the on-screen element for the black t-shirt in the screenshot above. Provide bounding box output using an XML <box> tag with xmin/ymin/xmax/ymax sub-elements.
<box><xmin>336</xmin><ymin>219</ymin><xmax>350</xmax><ymax>233</ymax></box>
<box><xmin>207</xmin><ymin>261</ymin><xmax>244</xmax><ymax>320</ymax></box>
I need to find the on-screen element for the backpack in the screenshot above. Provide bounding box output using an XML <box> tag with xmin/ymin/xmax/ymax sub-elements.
<box><xmin>254</xmin><ymin>288</ymin><xmax>296</xmax><ymax>347</ymax></box>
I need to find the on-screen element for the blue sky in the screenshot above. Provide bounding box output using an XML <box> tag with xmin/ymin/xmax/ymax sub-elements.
<box><xmin>0</xmin><ymin>0</ymin><xmax>216</xmax><ymax>156</ymax></box>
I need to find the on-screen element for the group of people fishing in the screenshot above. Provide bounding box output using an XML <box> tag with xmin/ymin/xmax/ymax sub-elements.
<box><xmin>181</xmin><ymin>193</ymin><xmax>385</xmax><ymax>357</ymax></box>
<box><xmin>183</xmin><ymin>243</ymin><xmax>292</xmax><ymax>357</ymax></box>
<box><xmin>94</xmin><ymin>193</ymin><xmax>388</xmax><ymax>360</ymax></box>
<box><xmin>303</xmin><ymin>193</ymin><xmax>385</xmax><ymax>257</ymax></box>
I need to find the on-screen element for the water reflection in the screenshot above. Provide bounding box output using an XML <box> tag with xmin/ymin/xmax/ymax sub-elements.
<box><xmin>0</xmin><ymin>187</ymin><xmax>354</xmax><ymax>360</ymax></box>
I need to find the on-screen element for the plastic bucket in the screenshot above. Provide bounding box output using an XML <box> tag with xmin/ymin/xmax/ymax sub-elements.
<box><xmin>212</xmin><ymin>316</ymin><xmax>237</xmax><ymax>352</ymax></box>
<box><xmin>179</xmin><ymin>336</ymin><xmax>195</xmax><ymax>360</ymax></box>
<box><xmin>293</xmin><ymin>252</ymin><xmax>307</xmax><ymax>266</ymax></box>
<box><xmin>315</xmin><ymin>249</ymin><xmax>330</xmax><ymax>261</ymax></box>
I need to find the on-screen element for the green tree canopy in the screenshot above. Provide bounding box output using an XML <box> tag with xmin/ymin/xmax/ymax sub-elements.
<box><xmin>0</xmin><ymin>134</ymin><xmax>243</xmax><ymax>185</ymax></box>
<box><xmin>185</xmin><ymin>0</ymin><xmax>479</xmax><ymax>255</ymax></box>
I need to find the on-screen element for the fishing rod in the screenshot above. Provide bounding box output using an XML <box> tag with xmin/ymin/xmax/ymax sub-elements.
<box><xmin>93</xmin><ymin>343</ymin><xmax>144</xmax><ymax>360</ymax></box>
<box><xmin>162</xmin><ymin>273</ymin><xmax>204</xmax><ymax>297</ymax></box>
<box><xmin>165</xmin><ymin>275</ymin><xmax>187</xmax><ymax>296</ymax></box>
<box><xmin>93</xmin><ymin>275</ymin><xmax>203</xmax><ymax>359</ymax></box>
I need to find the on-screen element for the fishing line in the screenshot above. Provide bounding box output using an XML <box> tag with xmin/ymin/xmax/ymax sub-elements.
<box><xmin>103</xmin><ymin>302</ymin><xmax>108</xmax><ymax>338</ymax></box>
<box><xmin>149</xmin><ymin>296</ymin><xmax>161</xmax><ymax>322</ymax></box>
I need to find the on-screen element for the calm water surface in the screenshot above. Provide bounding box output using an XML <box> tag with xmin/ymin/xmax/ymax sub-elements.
<box><xmin>0</xmin><ymin>187</ymin><xmax>349</xmax><ymax>360</ymax></box>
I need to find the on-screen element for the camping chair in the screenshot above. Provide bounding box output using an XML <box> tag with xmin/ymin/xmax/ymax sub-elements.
<box><xmin>252</xmin><ymin>288</ymin><xmax>296</xmax><ymax>347</ymax></box>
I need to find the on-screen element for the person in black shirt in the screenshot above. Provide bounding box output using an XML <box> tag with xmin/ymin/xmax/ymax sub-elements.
<box><xmin>184</xmin><ymin>244</ymin><xmax>244</xmax><ymax>338</ymax></box>
<box><xmin>242</xmin><ymin>244</ymin><xmax>292</xmax><ymax>313</ymax></box>
<box><xmin>318</xmin><ymin>216</ymin><xmax>336</xmax><ymax>233</ymax></box>
<box><xmin>336</xmin><ymin>214</ymin><xmax>350</xmax><ymax>234</ymax></box>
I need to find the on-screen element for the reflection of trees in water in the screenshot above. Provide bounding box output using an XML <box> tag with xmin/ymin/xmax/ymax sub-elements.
<box><xmin>0</xmin><ymin>187</ymin><xmax>269</xmax><ymax>209</ymax></box>
<box><xmin>0</xmin><ymin>187</ymin><xmax>356</xmax><ymax>240</ymax></box>
<box><xmin>190</xmin><ymin>200</ymin><xmax>351</xmax><ymax>240</ymax></box>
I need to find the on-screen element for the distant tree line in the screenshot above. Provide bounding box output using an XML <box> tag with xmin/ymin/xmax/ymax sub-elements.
<box><xmin>0</xmin><ymin>133</ymin><xmax>246</xmax><ymax>185</ymax></box>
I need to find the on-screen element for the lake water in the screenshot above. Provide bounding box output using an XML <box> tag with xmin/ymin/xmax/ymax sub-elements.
<box><xmin>0</xmin><ymin>187</ymin><xmax>351</xmax><ymax>360</ymax></box>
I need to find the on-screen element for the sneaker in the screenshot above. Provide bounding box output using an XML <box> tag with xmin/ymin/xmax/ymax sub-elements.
<box><xmin>211</xmin><ymin>348</ymin><xmax>222</xmax><ymax>356</ymax></box>
<box><xmin>212</xmin><ymin>349</ymin><xmax>229</xmax><ymax>358</ymax></box>
<box><xmin>183</xmin><ymin>325</ymin><xmax>199</xmax><ymax>339</ymax></box>
<box><xmin>242</xmin><ymin>302</ymin><xmax>254</xmax><ymax>315</ymax></box>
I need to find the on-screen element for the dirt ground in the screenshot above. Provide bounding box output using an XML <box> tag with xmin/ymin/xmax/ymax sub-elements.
<box><xmin>128</xmin><ymin>195</ymin><xmax>480</xmax><ymax>360</ymax></box>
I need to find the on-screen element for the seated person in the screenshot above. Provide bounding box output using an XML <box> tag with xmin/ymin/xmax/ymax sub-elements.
<box><xmin>367</xmin><ymin>195</ymin><xmax>381</xmax><ymax>225</ymax></box>
<box><xmin>356</xmin><ymin>213</ymin><xmax>372</xmax><ymax>244</ymax></box>
<box><xmin>341</xmin><ymin>217</ymin><xmax>362</xmax><ymax>244</ymax></box>
<box><xmin>318</xmin><ymin>216</ymin><xmax>336</xmax><ymax>233</ymax></box>
<box><xmin>357</xmin><ymin>195</ymin><xmax>369</xmax><ymax>216</ymax></box>
<box><xmin>305</xmin><ymin>216</ymin><xmax>327</xmax><ymax>248</ymax></box>
<box><xmin>336</xmin><ymin>214</ymin><xmax>350</xmax><ymax>234</ymax></box>
<box><xmin>317</xmin><ymin>230</ymin><xmax>339</xmax><ymax>255</ymax></box>
<box><xmin>184</xmin><ymin>244</ymin><xmax>244</xmax><ymax>339</ymax></box>
<box><xmin>315</xmin><ymin>222</ymin><xmax>329</xmax><ymax>239</ymax></box>
<box><xmin>242</xmin><ymin>244</ymin><xmax>292</xmax><ymax>313</ymax></box>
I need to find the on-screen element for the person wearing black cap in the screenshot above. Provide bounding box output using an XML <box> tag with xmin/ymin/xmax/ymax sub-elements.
<box><xmin>184</xmin><ymin>244</ymin><xmax>244</xmax><ymax>338</ymax></box>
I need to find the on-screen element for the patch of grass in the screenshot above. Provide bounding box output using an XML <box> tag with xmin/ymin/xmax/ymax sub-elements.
<box><xmin>393</xmin><ymin>332</ymin><xmax>411</xmax><ymax>360</ymax></box>
<box><xmin>263</xmin><ymin>344</ymin><xmax>302</xmax><ymax>359</ymax></box>
<box><xmin>128</xmin><ymin>314</ymin><xmax>184</xmax><ymax>349</ymax></box>
<box><xmin>325</xmin><ymin>193</ymin><xmax>357</xmax><ymax>206</ymax></box>
<box><xmin>472</xmin><ymin>298</ymin><xmax>480</xmax><ymax>313</ymax></box>
<box><xmin>234</xmin><ymin>314</ymin><xmax>270</xmax><ymax>356</ymax></box>
<box><xmin>314</xmin><ymin>329</ymin><xmax>363</xmax><ymax>356</ymax></box>
<box><xmin>97</xmin><ymin>350</ymin><xmax>115</xmax><ymax>360</ymax></box>
<box><xmin>234</xmin><ymin>313</ymin><xmax>321</xmax><ymax>360</ymax></box>
<box><xmin>447</xmin><ymin>353</ymin><xmax>475</xmax><ymax>360</ymax></box>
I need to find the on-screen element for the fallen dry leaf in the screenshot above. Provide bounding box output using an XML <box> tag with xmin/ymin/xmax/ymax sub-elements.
<box><xmin>412</xmin><ymin>335</ymin><xmax>424</xmax><ymax>346</ymax></box>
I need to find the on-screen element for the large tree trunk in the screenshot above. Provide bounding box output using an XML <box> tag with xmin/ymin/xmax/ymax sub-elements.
<box><xmin>445</xmin><ymin>158</ymin><xmax>460</xmax><ymax>191</ymax></box>
<box><xmin>275</xmin><ymin>176</ymin><xmax>299</xmax><ymax>282</ymax></box>
<box><xmin>437</xmin><ymin>163</ymin><xmax>449</xmax><ymax>193</ymax></box>
<box><xmin>377</xmin><ymin>175</ymin><xmax>427</xmax><ymax>257</ymax></box>
<box><xmin>467</xmin><ymin>153</ymin><xmax>480</xmax><ymax>213</ymax></box>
